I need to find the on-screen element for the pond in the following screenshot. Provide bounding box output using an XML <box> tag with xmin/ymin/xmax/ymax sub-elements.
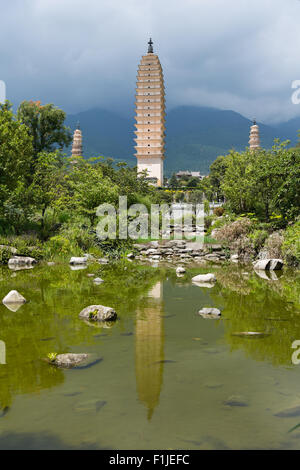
<box><xmin>0</xmin><ymin>260</ymin><xmax>299</xmax><ymax>450</ymax></box>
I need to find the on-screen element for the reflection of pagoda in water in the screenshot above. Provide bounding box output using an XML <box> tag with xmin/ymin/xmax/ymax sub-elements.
<box><xmin>135</xmin><ymin>281</ymin><xmax>164</xmax><ymax>420</ymax></box>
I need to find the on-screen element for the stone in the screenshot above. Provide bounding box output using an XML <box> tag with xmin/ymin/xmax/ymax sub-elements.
<box><xmin>47</xmin><ymin>262</ymin><xmax>55</xmax><ymax>266</ymax></box>
<box><xmin>98</xmin><ymin>257</ymin><xmax>109</xmax><ymax>265</ymax></box>
<box><xmin>192</xmin><ymin>273</ymin><xmax>216</xmax><ymax>283</ymax></box>
<box><xmin>176</xmin><ymin>266</ymin><xmax>186</xmax><ymax>274</ymax></box>
<box><xmin>2</xmin><ymin>290</ymin><xmax>26</xmax><ymax>305</ymax></box>
<box><xmin>93</xmin><ymin>277</ymin><xmax>104</xmax><ymax>284</ymax></box>
<box><xmin>52</xmin><ymin>353</ymin><xmax>88</xmax><ymax>369</ymax></box>
<box><xmin>69</xmin><ymin>257</ymin><xmax>87</xmax><ymax>265</ymax></box>
<box><xmin>198</xmin><ymin>308</ymin><xmax>221</xmax><ymax>319</ymax></box>
<box><xmin>79</xmin><ymin>305</ymin><xmax>117</xmax><ymax>322</ymax></box>
<box><xmin>230</xmin><ymin>254</ymin><xmax>239</xmax><ymax>261</ymax></box>
<box><xmin>253</xmin><ymin>259</ymin><xmax>283</xmax><ymax>271</ymax></box>
<box><xmin>87</xmin><ymin>273</ymin><xmax>95</xmax><ymax>277</ymax></box>
<box><xmin>8</xmin><ymin>256</ymin><xmax>37</xmax><ymax>268</ymax></box>
<box><xmin>274</xmin><ymin>405</ymin><xmax>300</xmax><ymax>418</ymax></box>
<box><xmin>127</xmin><ymin>253</ymin><xmax>135</xmax><ymax>259</ymax></box>
<box><xmin>223</xmin><ymin>395</ymin><xmax>249</xmax><ymax>407</ymax></box>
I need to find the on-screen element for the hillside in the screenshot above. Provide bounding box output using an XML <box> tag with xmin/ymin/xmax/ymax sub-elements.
<box><xmin>65</xmin><ymin>106</ymin><xmax>300</xmax><ymax>175</ymax></box>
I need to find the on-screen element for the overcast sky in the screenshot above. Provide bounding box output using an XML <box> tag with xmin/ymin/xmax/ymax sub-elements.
<box><xmin>1</xmin><ymin>0</ymin><xmax>300</xmax><ymax>123</ymax></box>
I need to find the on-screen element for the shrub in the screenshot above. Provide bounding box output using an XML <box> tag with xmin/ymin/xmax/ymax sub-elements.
<box><xmin>0</xmin><ymin>247</ymin><xmax>11</xmax><ymax>265</ymax></box>
<box><xmin>213</xmin><ymin>207</ymin><xmax>225</xmax><ymax>217</ymax></box>
<box><xmin>249</xmin><ymin>229</ymin><xmax>269</xmax><ymax>253</ymax></box>
<box><xmin>264</xmin><ymin>231</ymin><xmax>284</xmax><ymax>259</ymax></box>
<box><xmin>214</xmin><ymin>218</ymin><xmax>252</xmax><ymax>243</ymax></box>
<box><xmin>204</xmin><ymin>215</ymin><xmax>213</xmax><ymax>231</ymax></box>
<box><xmin>282</xmin><ymin>221</ymin><xmax>300</xmax><ymax>266</ymax></box>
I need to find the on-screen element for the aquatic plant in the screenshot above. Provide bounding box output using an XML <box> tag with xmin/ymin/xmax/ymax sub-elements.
<box><xmin>47</xmin><ymin>352</ymin><xmax>58</xmax><ymax>363</ymax></box>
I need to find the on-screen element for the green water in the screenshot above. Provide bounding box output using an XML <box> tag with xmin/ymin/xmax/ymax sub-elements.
<box><xmin>0</xmin><ymin>260</ymin><xmax>300</xmax><ymax>450</ymax></box>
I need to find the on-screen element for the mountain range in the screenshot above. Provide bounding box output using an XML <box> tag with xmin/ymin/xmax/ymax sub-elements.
<box><xmin>65</xmin><ymin>106</ymin><xmax>300</xmax><ymax>175</ymax></box>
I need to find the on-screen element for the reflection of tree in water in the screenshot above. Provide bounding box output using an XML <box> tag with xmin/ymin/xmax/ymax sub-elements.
<box><xmin>135</xmin><ymin>281</ymin><xmax>164</xmax><ymax>420</ymax></box>
<box><xmin>213</xmin><ymin>267</ymin><xmax>300</xmax><ymax>366</ymax></box>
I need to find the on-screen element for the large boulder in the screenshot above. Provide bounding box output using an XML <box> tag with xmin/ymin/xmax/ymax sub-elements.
<box><xmin>253</xmin><ymin>259</ymin><xmax>283</xmax><ymax>271</ymax></box>
<box><xmin>192</xmin><ymin>273</ymin><xmax>216</xmax><ymax>283</ymax></box>
<box><xmin>48</xmin><ymin>353</ymin><xmax>89</xmax><ymax>369</ymax></box>
<box><xmin>69</xmin><ymin>257</ymin><xmax>87</xmax><ymax>265</ymax></box>
<box><xmin>2</xmin><ymin>290</ymin><xmax>26</xmax><ymax>305</ymax></box>
<box><xmin>79</xmin><ymin>305</ymin><xmax>117</xmax><ymax>322</ymax></box>
<box><xmin>8</xmin><ymin>256</ymin><xmax>37</xmax><ymax>268</ymax></box>
<box><xmin>198</xmin><ymin>308</ymin><xmax>221</xmax><ymax>319</ymax></box>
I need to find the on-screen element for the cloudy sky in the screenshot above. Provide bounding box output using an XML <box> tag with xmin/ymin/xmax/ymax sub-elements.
<box><xmin>1</xmin><ymin>0</ymin><xmax>300</xmax><ymax>123</ymax></box>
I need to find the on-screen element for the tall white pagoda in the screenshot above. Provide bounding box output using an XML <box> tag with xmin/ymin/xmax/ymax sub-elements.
<box><xmin>134</xmin><ymin>39</ymin><xmax>166</xmax><ymax>186</ymax></box>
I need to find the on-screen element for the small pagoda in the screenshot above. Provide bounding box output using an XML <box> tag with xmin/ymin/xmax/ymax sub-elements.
<box><xmin>249</xmin><ymin>119</ymin><xmax>261</xmax><ymax>151</ymax></box>
<box><xmin>71</xmin><ymin>122</ymin><xmax>83</xmax><ymax>158</ymax></box>
<box><xmin>134</xmin><ymin>38</ymin><xmax>166</xmax><ymax>186</ymax></box>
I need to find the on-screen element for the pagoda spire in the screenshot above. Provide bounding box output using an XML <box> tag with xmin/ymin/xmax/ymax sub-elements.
<box><xmin>148</xmin><ymin>38</ymin><xmax>153</xmax><ymax>53</ymax></box>
<box><xmin>249</xmin><ymin>118</ymin><xmax>261</xmax><ymax>151</ymax></box>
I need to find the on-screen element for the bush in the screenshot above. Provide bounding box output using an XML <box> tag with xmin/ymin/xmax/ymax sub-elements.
<box><xmin>214</xmin><ymin>218</ymin><xmax>252</xmax><ymax>243</ymax></box>
<box><xmin>282</xmin><ymin>221</ymin><xmax>300</xmax><ymax>266</ymax></box>
<box><xmin>264</xmin><ymin>231</ymin><xmax>284</xmax><ymax>259</ymax></box>
<box><xmin>213</xmin><ymin>207</ymin><xmax>225</xmax><ymax>217</ymax></box>
<box><xmin>0</xmin><ymin>247</ymin><xmax>11</xmax><ymax>265</ymax></box>
<box><xmin>249</xmin><ymin>229</ymin><xmax>269</xmax><ymax>253</ymax></box>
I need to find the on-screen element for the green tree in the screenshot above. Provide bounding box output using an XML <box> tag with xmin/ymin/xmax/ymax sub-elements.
<box><xmin>0</xmin><ymin>101</ymin><xmax>34</xmax><ymax>231</ymax></box>
<box><xmin>168</xmin><ymin>173</ymin><xmax>178</xmax><ymax>189</ymax></box>
<box><xmin>209</xmin><ymin>155</ymin><xmax>227</xmax><ymax>200</ymax></box>
<box><xmin>17</xmin><ymin>100</ymin><xmax>72</xmax><ymax>165</ymax></box>
<box><xmin>29</xmin><ymin>151</ymin><xmax>67</xmax><ymax>237</ymax></box>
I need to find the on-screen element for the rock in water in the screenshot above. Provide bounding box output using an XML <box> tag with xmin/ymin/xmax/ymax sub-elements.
<box><xmin>192</xmin><ymin>273</ymin><xmax>216</xmax><ymax>283</ymax></box>
<box><xmin>69</xmin><ymin>257</ymin><xmax>87</xmax><ymax>265</ymax></box>
<box><xmin>253</xmin><ymin>259</ymin><xmax>283</xmax><ymax>271</ymax></box>
<box><xmin>2</xmin><ymin>290</ymin><xmax>26</xmax><ymax>305</ymax></box>
<box><xmin>176</xmin><ymin>266</ymin><xmax>186</xmax><ymax>274</ymax></box>
<box><xmin>8</xmin><ymin>257</ymin><xmax>37</xmax><ymax>268</ymax></box>
<box><xmin>223</xmin><ymin>395</ymin><xmax>249</xmax><ymax>407</ymax></box>
<box><xmin>79</xmin><ymin>305</ymin><xmax>117</xmax><ymax>322</ymax></box>
<box><xmin>52</xmin><ymin>353</ymin><xmax>88</xmax><ymax>369</ymax></box>
<box><xmin>274</xmin><ymin>405</ymin><xmax>300</xmax><ymax>418</ymax></box>
<box><xmin>198</xmin><ymin>308</ymin><xmax>221</xmax><ymax>319</ymax></box>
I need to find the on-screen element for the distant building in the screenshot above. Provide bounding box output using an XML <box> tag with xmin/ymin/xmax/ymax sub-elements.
<box><xmin>249</xmin><ymin>119</ymin><xmax>261</xmax><ymax>151</ymax></box>
<box><xmin>175</xmin><ymin>171</ymin><xmax>204</xmax><ymax>180</ymax></box>
<box><xmin>135</xmin><ymin>39</ymin><xmax>165</xmax><ymax>187</ymax></box>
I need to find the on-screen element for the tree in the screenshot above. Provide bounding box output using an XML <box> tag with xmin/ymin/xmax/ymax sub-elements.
<box><xmin>0</xmin><ymin>101</ymin><xmax>34</xmax><ymax>229</ymax></box>
<box><xmin>186</xmin><ymin>177</ymin><xmax>199</xmax><ymax>188</ymax></box>
<box><xmin>17</xmin><ymin>101</ymin><xmax>72</xmax><ymax>165</ymax></box>
<box><xmin>168</xmin><ymin>173</ymin><xmax>178</xmax><ymax>189</ymax></box>
<box><xmin>29</xmin><ymin>151</ymin><xmax>67</xmax><ymax>236</ymax></box>
<box><xmin>209</xmin><ymin>155</ymin><xmax>227</xmax><ymax>200</ymax></box>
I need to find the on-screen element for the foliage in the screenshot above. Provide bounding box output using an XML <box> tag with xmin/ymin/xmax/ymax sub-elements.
<box><xmin>220</xmin><ymin>142</ymin><xmax>300</xmax><ymax>221</ymax></box>
<box><xmin>213</xmin><ymin>206</ymin><xmax>225</xmax><ymax>217</ymax></box>
<box><xmin>282</xmin><ymin>220</ymin><xmax>300</xmax><ymax>266</ymax></box>
<box><xmin>17</xmin><ymin>100</ymin><xmax>72</xmax><ymax>164</ymax></box>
